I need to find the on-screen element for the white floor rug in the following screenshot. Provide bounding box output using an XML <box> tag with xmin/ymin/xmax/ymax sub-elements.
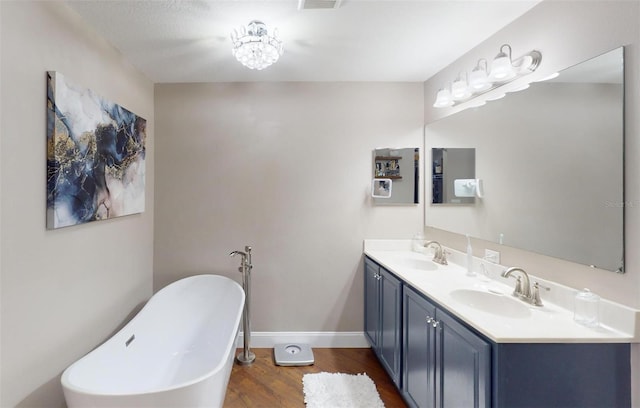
<box><xmin>302</xmin><ymin>372</ymin><xmax>385</xmax><ymax>408</ymax></box>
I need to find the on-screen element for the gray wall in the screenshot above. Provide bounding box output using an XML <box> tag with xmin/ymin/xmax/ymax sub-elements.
<box><xmin>154</xmin><ymin>82</ymin><xmax>424</xmax><ymax>331</ymax></box>
<box><xmin>0</xmin><ymin>2</ymin><xmax>155</xmax><ymax>406</ymax></box>
<box><xmin>422</xmin><ymin>1</ymin><xmax>640</xmax><ymax>404</ymax></box>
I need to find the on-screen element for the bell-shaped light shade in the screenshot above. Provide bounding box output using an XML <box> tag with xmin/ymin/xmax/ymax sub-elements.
<box><xmin>433</xmin><ymin>45</ymin><xmax>542</xmax><ymax>110</ymax></box>
<box><xmin>469</xmin><ymin>66</ymin><xmax>492</xmax><ymax>91</ymax></box>
<box><xmin>516</xmin><ymin>55</ymin><xmax>534</xmax><ymax>74</ymax></box>
<box><xmin>489</xmin><ymin>52</ymin><xmax>516</xmax><ymax>81</ymax></box>
<box><xmin>433</xmin><ymin>88</ymin><xmax>454</xmax><ymax>108</ymax></box>
<box><xmin>451</xmin><ymin>77</ymin><xmax>471</xmax><ymax>100</ymax></box>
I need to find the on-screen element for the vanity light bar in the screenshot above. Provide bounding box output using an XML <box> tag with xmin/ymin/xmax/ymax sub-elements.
<box><xmin>434</xmin><ymin>45</ymin><xmax>542</xmax><ymax>108</ymax></box>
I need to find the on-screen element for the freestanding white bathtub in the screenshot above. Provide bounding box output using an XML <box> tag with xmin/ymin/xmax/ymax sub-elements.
<box><xmin>61</xmin><ymin>274</ymin><xmax>245</xmax><ymax>408</ymax></box>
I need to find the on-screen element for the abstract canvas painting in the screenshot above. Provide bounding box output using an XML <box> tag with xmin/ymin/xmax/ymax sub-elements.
<box><xmin>46</xmin><ymin>72</ymin><xmax>146</xmax><ymax>229</ymax></box>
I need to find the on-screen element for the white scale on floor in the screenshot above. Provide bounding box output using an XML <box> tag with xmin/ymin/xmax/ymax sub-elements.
<box><xmin>273</xmin><ymin>343</ymin><xmax>315</xmax><ymax>366</ymax></box>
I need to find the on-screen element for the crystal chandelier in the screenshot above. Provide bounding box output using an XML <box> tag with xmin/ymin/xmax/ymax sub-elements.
<box><xmin>231</xmin><ymin>20</ymin><xmax>284</xmax><ymax>70</ymax></box>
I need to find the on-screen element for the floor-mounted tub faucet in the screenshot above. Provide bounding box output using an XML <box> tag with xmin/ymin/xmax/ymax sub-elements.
<box><xmin>230</xmin><ymin>246</ymin><xmax>255</xmax><ymax>365</ymax></box>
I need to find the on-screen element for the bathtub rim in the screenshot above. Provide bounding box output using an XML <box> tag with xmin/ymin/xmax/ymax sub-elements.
<box><xmin>60</xmin><ymin>274</ymin><xmax>245</xmax><ymax>398</ymax></box>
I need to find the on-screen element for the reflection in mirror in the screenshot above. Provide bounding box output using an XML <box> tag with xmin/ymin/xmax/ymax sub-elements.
<box><xmin>373</xmin><ymin>148</ymin><xmax>419</xmax><ymax>204</ymax></box>
<box><xmin>432</xmin><ymin>148</ymin><xmax>476</xmax><ymax>204</ymax></box>
<box><xmin>425</xmin><ymin>47</ymin><xmax>624</xmax><ymax>272</ymax></box>
<box><xmin>371</xmin><ymin>179</ymin><xmax>392</xmax><ymax>198</ymax></box>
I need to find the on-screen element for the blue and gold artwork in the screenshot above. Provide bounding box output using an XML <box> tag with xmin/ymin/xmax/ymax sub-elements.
<box><xmin>46</xmin><ymin>72</ymin><xmax>146</xmax><ymax>229</ymax></box>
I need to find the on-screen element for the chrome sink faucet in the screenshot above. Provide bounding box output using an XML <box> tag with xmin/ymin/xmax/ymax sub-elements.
<box><xmin>424</xmin><ymin>240</ymin><xmax>448</xmax><ymax>265</ymax></box>
<box><xmin>501</xmin><ymin>267</ymin><xmax>550</xmax><ymax>306</ymax></box>
<box><xmin>502</xmin><ymin>267</ymin><xmax>531</xmax><ymax>298</ymax></box>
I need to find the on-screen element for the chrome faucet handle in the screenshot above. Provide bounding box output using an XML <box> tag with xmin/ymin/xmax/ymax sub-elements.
<box><xmin>438</xmin><ymin>250</ymin><xmax>448</xmax><ymax>265</ymax></box>
<box><xmin>502</xmin><ymin>271</ymin><xmax>522</xmax><ymax>296</ymax></box>
<box><xmin>532</xmin><ymin>281</ymin><xmax>551</xmax><ymax>307</ymax></box>
<box><xmin>432</xmin><ymin>249</ymin><xmax>447</xmax><ymax>265</ymax></box>
<box><xmin>424</xmin><ymin>241</ymin><xmax>448</xmax><ymax>265</ymax></box>
<box><xmin>244</xmin><ymin>246</ymin><xmax>253</xmax><ymax>270</ymax></box>
<box><xmin>501</xmin><ymin>267</ymin><xmax>531</xmax><ymax>299</ymax></box>
<box><xmin>439</xmin><ymin>249</ymin><xmax>450</xmax><ymax>265</ymax></box>
<box><xmin>512</xmin><ymin>276</ymin><xmax>523</xmax><ymax>297</ymax></box>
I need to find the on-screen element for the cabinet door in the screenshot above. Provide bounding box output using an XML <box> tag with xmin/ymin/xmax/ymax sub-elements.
<box><xmin>378</xmin><ymin>267</ymin><xmax>402</xmax><ymax>387</ymax></box>
<box><xmin>494</xmin><ymin>343</ymin><xmax>631</xmax><ymax>408</ymax></box>
<box><xmin>435</xmin><ymin>309</ymin><xmax>491</xmax><ymax>408</ymax></box>
<box><xmin>364</xmin><ymin>258</ymin><xmax>380</xmax><ymax>348</ymax></box>
<box><xmin>403</xmin><ymin>286</ymin><xmax>437</xmax><ymax>408</ymax></box>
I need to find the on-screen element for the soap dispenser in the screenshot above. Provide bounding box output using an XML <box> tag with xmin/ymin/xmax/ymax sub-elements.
<box><xmin>411</xmin><ymin>232</ymin><xmax>425</xmax><ymax>253</ymax></box>
<box><xmin>574</xmin><ymin>288</ymin><xmax>600</xmax><ymax>328</ymax></box>
<box><xmin>465</xmin><ymin>234</ymin><xmax>475</xmax><ymax>276</ymax></box>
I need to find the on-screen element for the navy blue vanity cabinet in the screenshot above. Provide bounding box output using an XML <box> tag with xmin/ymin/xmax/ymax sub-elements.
<box><xmin>364</xmin><ymin>257</ymin><xmax>403</xmax><ymax>387</ymax></box>
<box><xmin>402</xmin><ymin>285</ymin><xmax>437</xmax><ymax>407</ymax></box>
<box><xmin>493</xmin><ymin>343</ymin><xmax>630</xmax><ymax>408</ymax></box>
<box><xmin>364</xmin><ymin>258</ymin><xmax>380</xmax><ymax>349</ymax></box>
<box><xmin>402</xmin><ymin>285</ymin><xmax>490</xmax><ymax>408</ymax></box>
<box><xmin>366</xmin><ymin>256</ymin><xmax>631</xmax><ymax>407</ymax></box>
<box><xmin>436</xmin><ymin>308</ymin><xmax>491</xmax><ymax>408</ymax></box>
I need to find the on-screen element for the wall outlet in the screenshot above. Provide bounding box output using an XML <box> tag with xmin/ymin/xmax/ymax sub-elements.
<box><xmin>484</xmin><ymin>249</ymin><xmax>500</xmax><ymax>264</ymax></box>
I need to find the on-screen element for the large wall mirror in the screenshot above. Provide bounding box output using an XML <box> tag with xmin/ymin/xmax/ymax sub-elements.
<box><xmin>425</xmin><ymin>47</ymin><xmax>624</xmax><ymax>273</ymax></box>
<box><xmin>373</xmin><ymin>147</ymin><xmax>419</xmax><ymax>204</ymax></box>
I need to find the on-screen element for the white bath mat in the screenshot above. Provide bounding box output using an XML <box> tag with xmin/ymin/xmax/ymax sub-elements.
<box><xmin>302</xmin><ymin>372</ymin><xmax>385</xmax><ymax>408</ymax></box>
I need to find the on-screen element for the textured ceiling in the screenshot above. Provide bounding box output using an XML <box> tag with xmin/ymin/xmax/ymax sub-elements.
<box><xmin>67</xmin><ymin>0</ymin><xmax>540</xmax><ymax>83</ymax></box>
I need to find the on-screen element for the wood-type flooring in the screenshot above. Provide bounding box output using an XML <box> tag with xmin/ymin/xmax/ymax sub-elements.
<box><xmin>223</xmin><ymin>348</ymin><xmax>407</xmax><ymax>407</ymax></box>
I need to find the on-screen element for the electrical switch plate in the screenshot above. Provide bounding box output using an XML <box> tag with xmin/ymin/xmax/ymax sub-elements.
<box><xmin>484</xmin><ymin>249</ymin><xmax>500</xmax><ymax>264</ymax></box>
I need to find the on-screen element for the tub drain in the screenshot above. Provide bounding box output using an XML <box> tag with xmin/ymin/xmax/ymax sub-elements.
<box><xmin>274</xmin><ymin>343</ymin><xmax>314</xmax><ymax>366</ymax></box>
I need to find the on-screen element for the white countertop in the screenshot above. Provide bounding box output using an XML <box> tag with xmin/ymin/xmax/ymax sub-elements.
<box><xmin>364</xmin><ymin>240</ymin><xmax>638</xmax><ymax>343</ymax></box>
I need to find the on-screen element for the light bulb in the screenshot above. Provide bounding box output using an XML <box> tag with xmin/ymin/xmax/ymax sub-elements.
<box><xmin>490</xmin><ymin>55</ymin><xmax>515</xmax><ymax>81</ymax></box>
<box><xmin>469</xmin><ymin>67</ymin><xmax>491</xmax><ymax>91</ymax></box>
<box><xmin>433</xmin><ymin>88</ymin><xmax>453</xmax><ymax>108</ymax></box>
<box><xmin>451</xmin><ymin>77</ymin><xmax>470</xmax><ymax>100</ymax></box>
<box><xmin>489</xmin><ymin>45</ymin><xmax>516</xmax><ymax>81</ymax></box>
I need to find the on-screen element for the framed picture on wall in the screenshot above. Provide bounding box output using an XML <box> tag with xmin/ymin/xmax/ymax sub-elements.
<box><xmin>46</xmin><ymin>71</ymin><xmax>147</xmax><ymax>229</ymax></box>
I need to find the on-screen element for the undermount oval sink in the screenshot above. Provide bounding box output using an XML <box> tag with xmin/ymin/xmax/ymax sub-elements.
<box><xmin>449</xmin><ymin>289</ymin><xmax>532</xmax><ymax>318</ymax></box>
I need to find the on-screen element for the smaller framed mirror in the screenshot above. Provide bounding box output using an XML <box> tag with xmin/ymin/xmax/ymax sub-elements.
<box><xmin>372</xmin><ymin>147</ymin><xmax>419</xmax><ymax>204</ymax></box>
<box><xmin>431</xmin><ymin>148</ymin><xmax>476</xmax><ymax>204</ymax></box>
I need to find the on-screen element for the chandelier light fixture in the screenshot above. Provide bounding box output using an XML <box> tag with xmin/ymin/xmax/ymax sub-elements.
<box><xmin>433</xmin><ymin>44</ymin><xmax>542</xmax><ymax>108</ymax></box>
<box><xmin>231</xmin><ymin>20</ymin><xmax>284</xmax><ymax>70</ymax></box>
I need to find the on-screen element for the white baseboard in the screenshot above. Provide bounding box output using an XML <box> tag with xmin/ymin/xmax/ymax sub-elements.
<box><xmin>236</xmin><ymin>331</ymin><xmax>369</xmax><ymax>348</ymax></box>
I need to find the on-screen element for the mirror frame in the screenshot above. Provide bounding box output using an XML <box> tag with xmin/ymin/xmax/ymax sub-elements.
<box><xmin>372</xmin><ymin>147</ymin><xmax>420</xmax><ymax>205</ymax></box>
